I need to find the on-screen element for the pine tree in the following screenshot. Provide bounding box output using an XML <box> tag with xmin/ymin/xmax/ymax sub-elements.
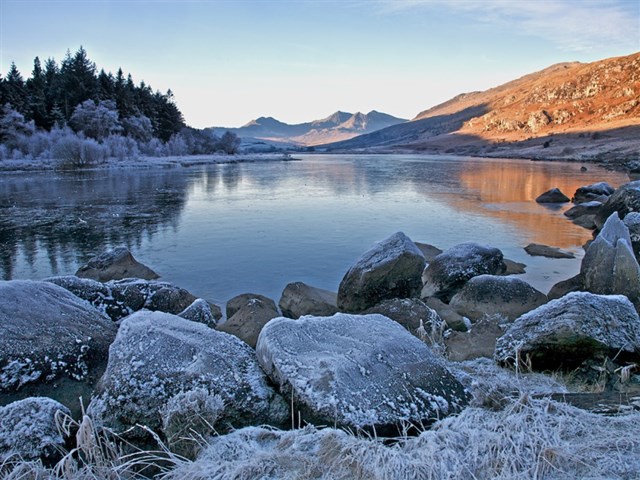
<box><xmin>26</xmin><ymin>57</ymin><xmax>48</xmax><ymax>127</ymax></box>
<box><xmin>59</xmin><ymin>46</ymin><xmax>97</xmax><ymax>119</ymax></box>
<box><xmin>3</xmin><ymin>62</ymin><xmax>28</xmax><ymax>115</ymax></box>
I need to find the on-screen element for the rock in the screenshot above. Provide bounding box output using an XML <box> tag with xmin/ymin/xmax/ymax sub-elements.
<box><xmin>75</xmin><ymin>246</ymin><xmax>159</xmax><ymax>282</ymax></box>
<box><xmin>421</xmin><ymin>242</ymin><xmax>506</xmax><ymax>302</ymax></box>
<box><xmin>424</xmin><ymin>297</ymin><xmax>470</xmax><ymax>331</ymax></box>
<box><xmin>503</xmin><ymin>258</ymin><xmax>527</xmax><ymax>275</ymax></box>
<box><xmin>217</xmin><ymin>297</ymin><xmax>280</xmax><ymax>348</ymax></box>
<box><xmin>88</xmin><ymin>311</ymin><xmax>288</xmax><ymax>442</ymax></box>
<box><xmin>581</xmin><ymin>213</ymin><xmax>640</xmax><ymax>309</ymax></box>
<box><xmin>414</xmin><ymin>242</ymin><xmax>443</xmax><ymax>262</ymax></box>
<box><xmin>535</xmin><ymin>188</ymin><xmax>570</xmax><ymax>203</ymax></box>
<box><xmin>449</xmin><ymin>275</ymin><xmax>547</xmax><ymax>322</ymax></box>
<box><xmin>624</xmin><ymin>212</ymin><xmax>640</xmax><ymax>261</ymax></box>
<box><xmin>417</xmin><ymin>242</ymin><xmax>524</xmax><ymax>274</ymax></box>
<box><xmin>564</xmin><ymin>201</ymin><xmax>603</xmax><ymax>219</ymax></box>
<box><xmin>144</xmin><ymin>282</ymin><xmax>198</xmax><ymax>314</ymax></box>
<box><xmin>0</xmin><ymin>397</ymin><xmax>71</xmax><ymax>465</ymax></box>
<box><xmin>594</xmin><ymin>180</ymin><xmax>640</xmax><ymax>229</ymax></box>
<box><xmin>279</xmin><ymin>282</ymin><xmax>338</xmax><ymax>319</ymax></box>
<box><xmin>363</xmin><ymin>298</ymin><xmax>443</xmax><ymax>340</ymax></box>
<box><xmin>256</xmin><ymin>313</ymin><xmax>468</xmax><ymax>434</ymax></box>
<box><xmin>45</xmin><ymin>275</ymin><xmax>124</xmax><ymax>320</ymax></box>
<box><xmin>524</xmin><ymin>243</ymin><xmax>575</xmax><ymax>259</ymax></box>
<box><xmin>548</xmin><ymin>274</ymin><xmax>584</xmax><ymax>300</ymax></box>
<box><xmin>445</xmin><ymin>319</ymin><xmax>506</xmax><ymax>362</ymax></box>
<box><xmin>178</xmin><ymin>298</ymin><xmax>221</xmax><ymax>328</ymax></box>
<box><xmin>572</xmin><ymin>214</ymin><xmax>598</xmax><ymax>229</ymax></box>
<box><xmin>0</xmin><ymin>280</ymin><xmax>116</xmax><ymax>417</ymax></box>
<box><xmin>226</xmin><ymin>293</ymin><xmax>277</xmax><ymax>319</ymax></box>
<box><xmin>572</xmin><ymin>182</ymin><xmax>615</xmax><ymax>204</ymax></box>
<box><xmin>337</xmin><ymin>232</ymin><xmax>426</xmax><ymax>313</ymax></box>
<box><xmin>495</xmin><ymin>292</ymin><xmax>640</xmax><ymax>369</ymax></box>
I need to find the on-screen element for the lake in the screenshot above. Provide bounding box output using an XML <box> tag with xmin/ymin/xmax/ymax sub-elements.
<box><xmin>0</xmin><ymin>154</ymin><xmax>630</xmax><ymax>309</ymax></box>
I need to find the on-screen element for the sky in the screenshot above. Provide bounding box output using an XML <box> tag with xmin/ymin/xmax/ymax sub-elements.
<box><xmin>1</xmin><ymin>0</ymin><xmax>638</xmax><ymax>129</ymax></box>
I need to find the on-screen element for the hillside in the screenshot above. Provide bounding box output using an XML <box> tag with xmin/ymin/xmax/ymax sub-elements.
<box><xmin>326</xmin><ymin>52</ymin><xmax>640</xmax><ymax>164</ymax></box>
<box><xmin>212</xmin><ymin>110</ymin><xmax>407</xmax><ymax>146</ymax></box>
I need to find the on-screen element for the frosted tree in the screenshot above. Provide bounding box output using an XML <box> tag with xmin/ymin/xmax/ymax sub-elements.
<box><xmin>69</xmin><ymin>99</ymin><xmax>122</xmax><ymax>140</ymax></box>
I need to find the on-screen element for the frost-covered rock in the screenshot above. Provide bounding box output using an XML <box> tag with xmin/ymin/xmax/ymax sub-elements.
<box><xmin>424</xmin><ymin>297</ymin><xmax>470</xmax><ymax>332</ymax></box>
<box><xmin>75</xmin><ymin>246</ymin><xmax>159</xmax><ymax>282</ymax></box>
<box><xmin>218</xmin><ymin>296</ymin><xmax>280</xmax><ymax>348</ymax></box>
<box><xmin>0</xmin><ymin>280</ymin><xmax>116</xmax><ymax>414</ymax></box>
<box><xmin>449</xmin><ymin>275</ymin><xmax>547</xmax><ymax>322</ymax></box>
<box><xmin>572</xmin><ymin>182</ymin><xmax>615</xmax><ymax>204</ymax></box>
<box><xmin>363</xmin><ymin>298</ymin><xmax>443</xmax><ymax>339</ymax></box>
<box><xmin>256</xmin><ymin>313</ymin><xmax>468</xmax><ymax>433</ymax></box>
<box><xmin>88</xmin><ymin>311</ymin><xmax>287</xmax><ymax>440</ymax></box>
<box><xmin>625</xmin><ymin>212</ymin><xmax>640</xmax><ymax>261</ymax></box>
<box><xmin>421</xmin><ymin>242</ymin><xmax>506</xmax><ymax>302</ymax></box>
<box><xmin>524</xmin><ymin>243</ymin><xmax>575</xmax><ymax>259</ymax></box>
<box><xmin>279</xmin><ymin>282</ymin><xmax>338</xmax><ymax>319</ymax></box>
<box><xmin>337</xmin><ymin>232</ymin><xmax>426</xmax><ymax>313</ymax></box>
<box><xmin>580</xmin><ymin>212</ymin><xmax>640</xmax><ymax>309</ymax></box>
<box><xmin>178</xmin><ymin>298</ymin><xmax>220</xmax><ymax>328</ymax></box>
<box><xmin>535</xmin><ymin>188</ymin><xmax>570</xmax><ymax>203</ymax></box>
<box><xmin>0</xmin><ymin>397</ymin><xmax>70</xmax><ymax>464</ymax></box>
<box><xmin>594</xmin><ymin>180</ymin><xmax>640</xmax><ymax>229</ymax></box>
<box><xmin>143</xmin><ymin>281</ymin><xmax>199</xmax><ymax>314</ymax></box>
<box><xmin>495</xmin><ymin>292</ymin><xmax>640</xmax><ymax>369</ymax></box>
<box><xmin>226</xmin><ymin>293</ymin><xmax>277</xmax><ymax>318</ymax></box>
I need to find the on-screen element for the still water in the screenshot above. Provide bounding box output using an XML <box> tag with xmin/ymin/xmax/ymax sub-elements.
<box><xmin>0</xmin><ymin>154</ymin><xmax>630</xmax><ymax>307</ymax></box>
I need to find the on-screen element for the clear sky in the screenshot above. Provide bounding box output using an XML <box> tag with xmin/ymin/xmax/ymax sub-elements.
<box><xmin>1</xmin><ymin>0</ymin><xmax>638</xmax><ymax>128</ymax></box>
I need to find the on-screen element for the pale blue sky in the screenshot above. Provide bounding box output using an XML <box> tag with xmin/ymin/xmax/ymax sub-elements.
<box><xmin>1</xmin><ymin>0</ymin><xmax>638</xmax><ymax>128</ymax></box>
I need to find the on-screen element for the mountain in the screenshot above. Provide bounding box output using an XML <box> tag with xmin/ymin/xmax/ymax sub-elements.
<box><xmin>212</xmin><ymin>110</ymin><xmax>408</xmax><ymax>146</ymax></box>
<box><xmin>325</xmin><ymin>52</ymin><xmax>640</xmax><ymax>163</ymax></box>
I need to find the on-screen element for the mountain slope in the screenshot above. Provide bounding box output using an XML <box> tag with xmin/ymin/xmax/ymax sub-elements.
<box><xmin>326</xmin><ymin>52</ymin><xmax>640</xmax><ymax>163</ymax></box>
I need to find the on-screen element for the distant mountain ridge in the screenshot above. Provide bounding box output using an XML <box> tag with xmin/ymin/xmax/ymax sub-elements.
<box><xmin>212</xmin><ymin>110</ymin><xmax>407</xmax><ymax>146</ymax></box>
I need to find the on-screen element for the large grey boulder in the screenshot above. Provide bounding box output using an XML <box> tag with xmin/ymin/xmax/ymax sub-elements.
<box><xmin>625</xmin><ymin>212</ymin><xmax>640</xmax><ymax>261</ymax></box>
<box><xmin>226</xmin><ymin>293</ymin><xmax>277</xmax><ymax>319</ymax></box>
<box><xmin>75</xmin><ymin>246</ymin><xmax>159</xmax><ymax>282</ymax></box>
<box><xmin>421</xmin><ymin>243</ymin><xmax>506</xmax><ymax>302</ymax></box>
<box><xmin>88</xmin><ymin>311</ymin><xmax>288</xmax><ymax>442</ymax></box>
<box><xmin>572</xmin><ymin>182</ymin><xmax>615</xmax><ymax>204</ymax></box>
<box><xmin>535</xmin><ymin>188</ymin><xmax>570</xmax><ymax>203</ymax></box>
<box><xmin>449</xmin><ymin>275</ymin><xmax>547</xmax><ymax>322</ymax></box>
<box><xmin>337</xmin><ymin>232</ymin><xmax>426</xmax><ymax>313</ymax></box>
<box><xmin>495</xmin><ymin>292</ymin><xmax>640</xmax><ymax>369</ymax></box>
<box><xmin>594</xmin><ymin>180</ymin><xmax>640</xmax><ymax>229</ymax></box>
<box><xmin>0</xmin><ymin>280</ymin><xmax>116</xmax><ymax>416</ymax></box>
<box><xmin>256</xmin><ymin>313</ymin><xmax>468</xmax><ymax>434</ymax></box>
<box><xmin>279</xmin><ymin>282</ymin><xmax>338</xmax><ymax>319</ymax></box>
<box><xmin>0</xmin><ymin>397</ymin><xmax>70</xmax><ymax>465</ymax></box>
<box><xmin>363</xmin><ymin>298</ymin><xmax>443</xmax><ymax>340</ymax></box>
<box><xmin>217</xmin><ymin>297</ymin><xmax>280</xmax><ymax>348</ymax></box>
<box><xmin>580</xmin><ymin>213</ymin><xmax>640</xmax><ymax>309</ymax></box>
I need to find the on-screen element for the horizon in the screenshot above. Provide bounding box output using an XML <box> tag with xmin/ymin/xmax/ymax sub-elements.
<box><xmin>1</xmin><ymin>0</ymin><xmax>638</xmax><ymax>129</ymax></box>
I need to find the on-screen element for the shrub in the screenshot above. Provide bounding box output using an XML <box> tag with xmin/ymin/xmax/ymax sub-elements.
<box><xmin>52</xmin><ymin>134</ymin><xmax>107</xmax><ymax>169</ymax></box>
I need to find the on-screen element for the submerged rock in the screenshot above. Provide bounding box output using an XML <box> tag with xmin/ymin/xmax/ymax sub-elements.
<box><xmin>535</xmin><ymin>188</ymin><xmax>570</xmax><ymax>203</ymax></box>
<box><xmin>279</xmin><ymin>282</ymin><xmax>338</xmax><ymax>319</ymax></box>
<box><xmin>256</xmin><ymin>313</ymin><xmax>468</xmax><ymax>434</ymax></box>
<box><xmin>337</xmin><ymin>232</ymin><xmax>426</xmax><ymax>313</ymax></box>
<box><xmin>524</xmin><ymin>243</ymin><xmax>575</xmax><ymax>259</ymax></box>
<box><xmin>572</xmin><ymin>182</ymin><xmax>615</xmax><ymax>204</ymax></box>
<box><xmin>75</xmin><ymin>246</ymin><xmax>159</xmax><ymax>282</ymax></box>
<box><xmin>495</xmin><ymin>292</ymin><xmax>640</xmax><ymax>369</ymax></box>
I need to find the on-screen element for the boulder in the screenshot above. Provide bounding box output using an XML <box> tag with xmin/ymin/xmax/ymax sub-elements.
<box><xmin>572</xmin><ymin>182</ymin><xmax>615</xmax><ymax>204</ymax></box>
<box><xmin>337</xmin><ymin>232</ymin><xmax>426</xmax><ymax>313</ymax></box>
<box><xmin>217</xmin><ymin>297</ymin><xmax>280</xmax><ymax>348</ymax></box>
<box><xmin>178</xmin><ymin>298</ymin><xmax>220</xmax><ymax>328</ymax></box>
<box><xmin>226</xmin><ymin>293</ymin><xmax>277</xmax><ymax>319</ymax></box>
<box><xmin>503</xmin><ymin>258</ymin><xmax>527</xmax><ymax>275</ymax></box>
<box><xmin>0</xmin><ymin>280</ymin><xmax>117</xmax><ymax>416</ymax></box>
<box><xmin>535</xmin><ymin>188</ymin><xmax>570</xmax><ymax>203</ymax></box>
<box><xmin>548</xmin><ymin>273</ymin><xmax>584</xmax><ymax>300</ymax></box>
<box><xmin>75</xmin><ymin>246</ymin><xmax>159</xmax><ymax>282</ymax></box>
<box><xmin>594</xmin><ymin>180</ymin><xmax>640</xmax><ymax>229</ymax></box>
<box><xmin>256</xmin><ymin>313</ymin><xmax>468</xmax><ymax>434</ymax></box>
<box><xmin>495</xmin><ymin>292</ymin><xmax>640</xmax><ymax>369</ymax></box>
<box><xmin>144</xmin><ymin>282</ymin><xmax>198</xmax><ymax>314</ymax></box>
<box><xmin>88</xmin><ymin>311</ymin><xmax>288</xmax><ymax>442</ymax></box>
<box><xmin>571</xmin><ymin>214</ymin><xmax>598</xmax><ymax>229</ymax></box>
<box><xmin>45</xmin><ymin>275</ymin><xmax>123</xmax><ymax>320</ymax></box>
<box><xmin>624</xmin><ymin>212</ymin><xmax>640</xmax><ymax>261</ymax></box>
<box><xmin>445</xmin><ymin>319</ymin><xmax>506</xmax><ymax>362</ymax></box>
<box><xmin>0</xmin><ymin>397</ymin><xmax>71</xmax><ymax>465</ymax></box>
<box><xmin>363</xmin><ymin>298</ymin><xmax>443</xmax><ymax>340</ymax></box>
<box><xmin>421</xmin><ymin>242</ymin><xmax>506</xmax><ymax>302</ymax></box>
<box><xmin>417</xmin><ymin>242</ymin><xmax>525</xmax><ymax>275</ymax></box>
<box><xmin>414</xmin><ymin>242</ymin><xmax>443</xmax><ymax>262</ymax></box>
<box><xmin>581</xmin><ymin>213</ymin><xmax>640</xmax><ymax>309</ymax></box>
<box><xmin>564</xmin><ymin>201</ymin><xmax>603</xmax><ymax>219</ymax></box>
<box><xmin>449</xmin><ymin>275</ymin><xmax>547</xmax><ymax>322</ymax></box>
<box><xmin>279</xmin><ymin>282</ymin><xmax>338</xmax><ymax>319</ymax></box>
<box><xmin>424</xmin><ymin>297</ymin><xmax>470</xmax><ymax>332</ymax></box>
<box><xmin>524</xmin><ymin>243</ymin><xmax>575</xmax><ymax>259</ymax></box>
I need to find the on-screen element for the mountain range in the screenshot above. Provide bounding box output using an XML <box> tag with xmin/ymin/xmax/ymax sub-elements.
<box><xmin>212</xmin><ymin>110</ymin><xmax>407</xmax><ymax>146</ymax></box>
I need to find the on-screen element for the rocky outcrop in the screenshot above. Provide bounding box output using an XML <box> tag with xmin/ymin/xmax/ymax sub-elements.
<box><xmin>75</xmin><ymin>246</ymin><xmax>159</xmax><ymax>282</ymax></box>
<box><xmin>88</xmin><ymin>311</ymin><xmax>288</xmax><ymax>443</ymax></box>
<box><xmin>449</xmin><ymin>275</ymin><xmax>547</xmax><ymax>322</ymax></box>
<box><xmin>0</xmin><ymin>397</ymin><xmax>71</xmax><ymax>465</ymax></box>
<box><xmin>226</xmin><ymin>293</ymin><xmax>277</xmax><ymax>319</ymax></box>
<box><xmin>535</xmin><ymin>188</ymin><xmax>570</xmax><ymax>203</ymax></box>
<box><xmin>363</xmin><ymin>298</ymin><xmax>443</xmax><ymax>340</ymax></box>
<box><xmin>279</xmin><ymin>282</ymin><xmax>338</xmax><ymax>319</ymax></box>
<box><xmin>524</xmin><ymin>243</ymin><xmax>575</xmax><ymax>259</ymax></box>
<box><xmin>0</xmin><ymin>280</ymin><xmax>116</xmax><ymax>415</ymax></box>
<box><xmin>337</xmin><ymin>232</ymin><xmax>426</xmax><ymax>312</ymax></box>
<box><xmin>256</xmin><ymin>313</ymin><xmax>468</xmax><ymax>433</ymax></box>
<box><xmin>217</xmin><ymin>297</ymin><xmax>280</xmax><ymax>348</ymax></box>
<box><xmin>581</xmin><ymin>213</ymin><xmax>640</xmax><ymax>309</ymax></box>
<box><xmin>594</xmin><ymin>180</ymin><xmax>640</xmax><ymax>229</ymax></box>
<box><xmin>421</xmin><ymin>243</ymin><xmax>506</xmax><ymax>302</ymax></box>
<box><xmin>495</xmin><ymin>292</ymin><xmax>640</xmax><ymax>369</ymax></box>
<box><xmin>572</xmin><ymin>182</ymin><xmax>614</xmax><ymax>204</ymax></box>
